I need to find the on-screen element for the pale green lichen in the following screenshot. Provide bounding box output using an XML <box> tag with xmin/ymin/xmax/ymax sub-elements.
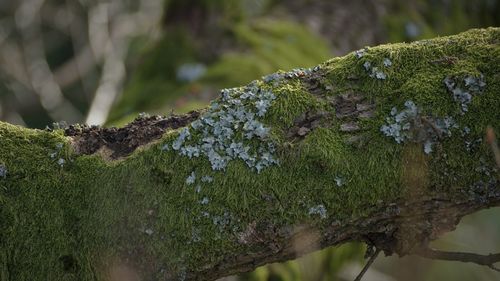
<box><xmin>0</xmin><ymin>164</ymin><xmax>7</xmax><ymax>178</ymax></box>
<box><xmin>444</xmin><ymin>73</ymin><xmax>486</xmax><ymax>113</ymax></box>
<box><xmin>165</xmin><ymin>82</ymin><xmax>279</xmax><ymax>173</ymax></box>
<box><xmin>380</xmin><ymin>100</ymin><xmax>459</xmax><ymax>154</ymax></box>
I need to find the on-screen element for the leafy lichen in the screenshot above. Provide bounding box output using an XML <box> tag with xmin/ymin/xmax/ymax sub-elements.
<box><xmin>165</xmin><ymin>82</ymin><xmax>279</xmax><ymax>173</ymax></box>
<box><xmin>380</xmin><ymin>100</ymin><xmax>459</xmax><ymax>154</ymax></box>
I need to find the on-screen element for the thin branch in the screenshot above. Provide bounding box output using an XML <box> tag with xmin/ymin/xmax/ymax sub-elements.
<box><xmin>354</xmin><ymin>248</ymin><xmax>381</xmax><ymax>281</ymax></box>
<box><xmin>414</xmin><ymin>247</ymin><xmax>500</xmax><ymax>272</ymax></box>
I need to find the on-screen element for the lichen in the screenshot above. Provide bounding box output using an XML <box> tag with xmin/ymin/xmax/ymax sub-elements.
<box><xmin>380</xmin><ymin>100</ymin><xmax>459</xmax><ymax>154</ymax></box>
<box><xmin>308</xmin><ymin>204</ymin><xmax>327</xmax><ymax>219</ymax></box>
<box><xmin>356</xmin><ymin>50</ymin><xmax>391</xmax><ymax>80</ymax></box>
<box><xmin>200</xmin><ymin>197</ymin><xmax>209</xmax><ymax>205</ymax></box>
<box><xmin>443</xmin><ymin>74</ymin><xmax>486</xmax><ymax>114</ymax></box>
<box><xmin>165</xmin><ymin>82</ymin><xmax>279</xmax><ymax>173</ymax></box>
<box><xmin>201</xmin><ymin>175</ymin><xmax>213</xmax><ymax>183</ymax></box>
<box><xmin>354</xmin><ymin>48</ymin><xmax>367</xmax><ymax>58</ymax></box>
<box><xmin>186</xmin><ymin>171</ymin><xmax>196</xmax><ymax>185</ymax></box>
<box><xmin>0</xmin><ymin>164</ymin><xmax>7</xmax><ymax>178</ymax></box>
<box><xmin>334</xmin><ymin>176</ymin><xmax>345</xmax><ymax>187</ymax></box>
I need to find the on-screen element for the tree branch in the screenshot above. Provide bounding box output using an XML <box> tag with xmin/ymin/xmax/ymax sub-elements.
<box><xmin>0</xmin><ymin>28</ymin><xmax>499</xmax><ymax>281</ymax></box>
<box><xmin>414</xmin><ymin>247</ymin><xmax>500</xmax><ymax>272</ymax></box>
<box><xmin>354</xmin><ymin>248</ymin><xmax>381</xmax><ymax>281</ymax></box>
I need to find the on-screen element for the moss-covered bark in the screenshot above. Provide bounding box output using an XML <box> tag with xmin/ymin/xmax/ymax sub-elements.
<box><xmin>1</xmin><ymin>28</ymin><xmax>499</xmax><ymax>280</ymax></box>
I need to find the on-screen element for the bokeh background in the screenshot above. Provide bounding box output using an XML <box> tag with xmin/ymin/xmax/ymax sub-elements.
<box><xmin>0</xmin><ymin>0</ymin><xmax>499</xmax><ymax>280</ymax></box>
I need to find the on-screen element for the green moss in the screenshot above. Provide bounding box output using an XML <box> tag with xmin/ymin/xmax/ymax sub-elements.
<box><xmin>265</xmin><ymin>79</ymin><xmax>326</xmax><ymax>129</ymax></box>
<box><xmin>1</xmin><ymin>28</ymin><xmax>499</xmax><ymax>280</ymax></box>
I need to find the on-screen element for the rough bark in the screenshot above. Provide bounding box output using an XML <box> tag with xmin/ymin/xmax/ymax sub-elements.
<box><xmin>0</xmin><ymin>28</ymin><xmax>499</xmax><ymax>281</ymax></box>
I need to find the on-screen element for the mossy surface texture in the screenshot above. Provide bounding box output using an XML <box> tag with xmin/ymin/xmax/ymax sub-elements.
<box><xmin>1</xmin><ymin>28</ymin><xmax>499</xmax><ymax>280</ymax></box>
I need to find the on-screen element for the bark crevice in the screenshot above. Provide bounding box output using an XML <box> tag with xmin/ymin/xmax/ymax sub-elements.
<box><xmin>64</xmin><ymin>111</ymin><xmax>201</xmax><ymax>158</ymax></box>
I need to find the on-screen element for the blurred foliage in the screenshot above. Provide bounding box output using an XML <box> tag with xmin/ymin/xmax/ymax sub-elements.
<box><xmin>109</xmin><ymin>30</ymin><xmax>198</xmax><ymax>123</ymax></box>
<box><xmin>108</xmin><ymin>0</ymin><xmax>335</xmax><ymax>124</ymax></box>
<box><xmin>109</xmin><ymin>18</ymin><xmax>331</xmax><ymax>124</ymax></box>
<box><xmin>239</xmin><ymin>243</ymin><xmax>365</xmax><ymax>281</ymax></box>
<box><xmin>384</xmin><ymin>0</ymin><xmax>500</xmax><ymax>42</ymax></box>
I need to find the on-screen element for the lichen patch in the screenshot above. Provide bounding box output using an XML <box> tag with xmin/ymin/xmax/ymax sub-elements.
<box><xmin>380</xmin><ymin>100</ymin><xmax>459</xmax><ymax>154</ymax></box>
<box><xmin>163</xmin><ymin>82</ymin><xmax>279</xmax><ymax>173</ymax></box>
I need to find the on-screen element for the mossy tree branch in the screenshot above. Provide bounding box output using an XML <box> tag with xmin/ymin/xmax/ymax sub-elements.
<box><xmin>1</xmin><ymin>28</ymin><xmax>499</xmax><ymax>281</ymax></box>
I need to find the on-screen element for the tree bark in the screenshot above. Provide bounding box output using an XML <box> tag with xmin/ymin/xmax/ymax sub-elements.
<box><xmin>0</xmin><ymin>28</ymin><xmax>499</xmax><ymax>281</ymax></box>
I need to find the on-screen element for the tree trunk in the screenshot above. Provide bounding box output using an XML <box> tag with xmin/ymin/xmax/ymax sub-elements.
<box><xmin>0</xmin><ymin>28</ymin><xmax>499</xmax><ymax>281</ymax></box>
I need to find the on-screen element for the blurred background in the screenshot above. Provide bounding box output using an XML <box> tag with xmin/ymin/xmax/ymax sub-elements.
<box><xmin>0</xmin><ymin>0</ymin><xmax>499</xmax><ymax>280</ymax></box>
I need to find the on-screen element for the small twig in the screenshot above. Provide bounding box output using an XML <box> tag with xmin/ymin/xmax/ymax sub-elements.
<box><xmin>430</xmin><ymin>56</ymin><xmax>458</xmax><ymax>65</ymax></box>
<box><xmin>354</xmin><ymin>248</ymin><xmax>381</xmax><ymax>281</ymax></box>
<box><xmin>414</xmin><ymin>247</ymin><xmax>500</xmax><ymax>272</ymax></box>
